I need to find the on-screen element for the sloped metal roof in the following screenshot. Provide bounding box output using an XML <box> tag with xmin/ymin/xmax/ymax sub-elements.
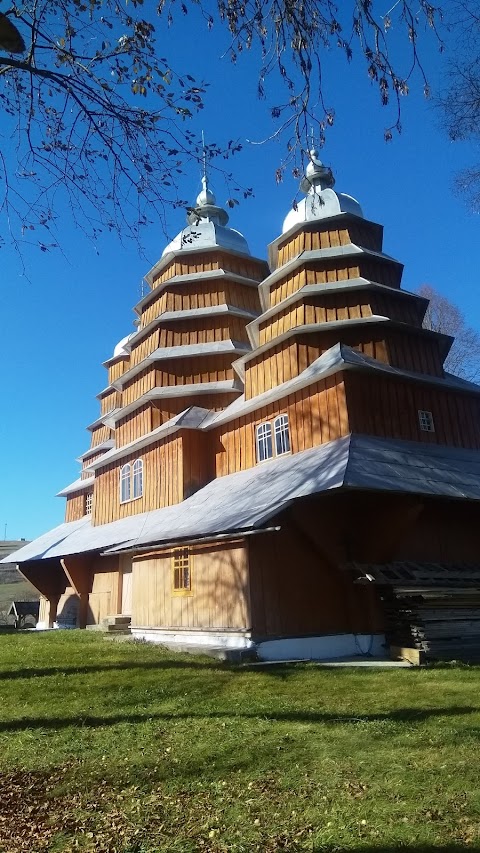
<box><xmin>5</xmin><ymin>434</ymin><xmax>480</xmax><ymax>565</ymax></box>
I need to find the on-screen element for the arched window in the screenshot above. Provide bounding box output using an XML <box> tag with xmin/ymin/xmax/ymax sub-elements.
<box><xmin>120</xmin><ymin>463</ymin><xmax>131</xmax><ymax>503</ymax></box>
<box><xmin>132</xmin><ymin>459</ymin><xmax>143</xmax><ymax>498</ymax></box>
<box><xmin>274</xmin><ymin>415</ymin><xmax>291</xmax><ymax>456</ymax></box>
<box><xmin>256</xmin><ymin>422</ymin><xmax>273</xmax><ymax>463</ymax></box>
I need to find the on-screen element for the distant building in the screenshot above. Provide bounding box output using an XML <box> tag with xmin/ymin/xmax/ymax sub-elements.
<box><xmin>4</xmin><ymin>153</ymin><xmax>480</xmax><ymax>662</ymax></box>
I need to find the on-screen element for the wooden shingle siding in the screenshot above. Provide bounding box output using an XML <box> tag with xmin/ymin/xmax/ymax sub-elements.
<box><xmin>213</xmin><ymin>376</ymin><xmax>349</xmax><ymax>477</ymax></box>
<box><xmin>345</xmin><ymin>372</ymin><xmax>480</xmax><ymax>449</ymax></box>
<box><xmin>93</xmin><ymin>435</ymin><xmax>184</xmax><ymax>525</ymax></box>
<box><xmin>131</xmin><ymin>541</ymin><xmax>250</xmax><ymax>631</ymax></box>
<box><xmin>274</xmin><ymin>219</ymin><xmax>384</xmax><ymax>267</ymax></box>
<box><xmin>140</xmin><ymin>279</ymin><xmax>261</xmax><ymax>328</ymax></box>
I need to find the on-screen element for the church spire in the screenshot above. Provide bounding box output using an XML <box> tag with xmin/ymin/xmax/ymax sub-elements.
<box><xmin>187</xmin><ymin>132</ymin><xmax>229</xmax><ymax>226</ymax></box>
<box><xmin>300</xmin><ymin>134</ymin><xmax>335</xmax><ymax>195</ymax></box>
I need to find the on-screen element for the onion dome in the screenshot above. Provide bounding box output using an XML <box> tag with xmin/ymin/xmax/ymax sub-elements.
<box><xmin>282</xmin><ymin>149</ymin><xmax>363</xmax><ymax>234</ymax></box>
<box><xmin>112</xmin><ymin>333</ymin><xmax>134</xmax><ymax>359</ymax></box>
<box><xmin>162</xmin><ymin>175</ymin><xmax>250</xmax><ymax>257</ymax></box>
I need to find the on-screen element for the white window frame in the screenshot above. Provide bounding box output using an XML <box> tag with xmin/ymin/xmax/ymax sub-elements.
<box><xmin>274</xmin><ymin>414</ymin><xmax>291</xmax><ymax>456</ymax></box>
<box><xmin>418</xmin><ymin>410</ymin><xmax>435</xmax><ymax>433</ymax></box>
<box><xmin>132</xmin><ymin>459</ymin><xmax>144</xmax><ymax>499</ymax></box>
<box><xmin>120</xmin><ymin>463</ymin><xmax>131</xmax><ymax>503</ymax></box>
<box><xmin>84</xmin><ymin>491</ymin><xmax>93</xmax><ymax>515</ymax></box>
<box><xmin>256</xmin><ymin>422</ymin><xmax>273</xmax><ymax>463</ymax></box>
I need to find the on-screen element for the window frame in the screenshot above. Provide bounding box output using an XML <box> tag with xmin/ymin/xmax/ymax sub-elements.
<box><xmin>418</xmin><ymin>409</ymin><xmax>435</xmax><ymax>433</ymax></box>
<box><xmin>255</xmin><ymin>422</ymin><xmax>274</xmax><ymax>463</ymax></box>
<box><xmin>120</xmin><ymin>463</ymin><xmax>131</xmax><ymax>503</ymax></box>
<box><xmin>172</xmin><ymin>548</ymin><xmax>193</xmax><ymax>596</ymax></box>
<box><xmin>273</xmin><ymin>414</ymin><xmax>291</xmax><ymax>457</ymax></box>
<box><xmin>84</xmin><ymin>491</ymin><xmax>93</xmax><ymax>516</ymax></box>
<box><xmin>132</xmin><ymin>458</ymin><xmax>144</xmax><ymax>499</ymax></box>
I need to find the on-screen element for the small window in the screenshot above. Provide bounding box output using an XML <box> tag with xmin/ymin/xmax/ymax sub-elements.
<box><xmin>173</xmin><ymin>548</ymin><xmax>192</xmax><ymax>595</ymax></box>
<box><xmin>132</xmin><ymin>459</ymin><xmax>143</xmax><ymax>498</ymax></box>
<box><xmin>256</xmin><ymin>422</ymin><xmax>273</xmax><ymax>463</ymax></box>
<box><xmin>274</xmin><ymin>415</ymin><xmax>291</xmax><ymax>456</ymax></box>
<box><xmin>120</xmin><ymin>463</ymin><xmax>131</xmax><ymax>503</ymax></box>
<box><xmin>418</xmin><ymin>410</ymin><xmax>435</xmax><ymax>433</ymax></box>
<box><xmin>84</xmin><ymin>492</ymin><xmax>93</xmax><ymax>515</ymax></box>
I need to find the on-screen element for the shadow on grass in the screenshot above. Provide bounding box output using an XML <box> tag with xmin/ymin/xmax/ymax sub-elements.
<box><xmin>0</xmin><ymin>705</ymin><xmax>476</xmax><ymax>732</ymax></box>
<box><xmin>0</xmin><ymin>658</ymin><xmax>225</xmax><ymax>680</ymax></box>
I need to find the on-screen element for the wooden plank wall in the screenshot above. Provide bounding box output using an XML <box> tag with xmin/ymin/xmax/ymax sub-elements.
<box><xmin>258</xmin><ymin>289</ymin><xmax>425</xmax><ymax>346</ymax></box>
<box><xmin>131</xmin><ymin>541</ymin><xmax>250</xmax><ymax>631</ymax></box>
<box><xmin>65</xmin><ymin>493</ymin><xmax>86</xmax><ymax>522</ymax></box>
<box><xmin>141</xmin><ymin>279</ymin><xmax>261</xmax><ymax>328</ymax></box>
<box><xmin>93</xmin><ymin>435</ymin><xmax>184</xmax><ymax>525</ymax></box>
<box><xmin>108</xmin><ymin>357</ymin><xmax>130</xmax><ymax>385</ymax></box>
<box><xmin>274</xmin><ymin>220</ymin><xmax>384</xmax><ymax>267</ymax></box>
<box><xmin>116</xmin><ymin>404</ymin><xmax>153</xmax><ymax>447</ymax></box>
<box><xmin>129</xmin><ymin>316</ymin><xmax>250</xmax><ymax>367</ymax></box>
<box><xmin>115</xmin><ymin>391</ymin><xmax>239</xmax><ymax>448</ymax></box>
<box><xmin>87</xmin><ymin>556</ymin><xmax>120</xmax><ymax>625</ymax></box>
<box><xmin>151</xmin><ymin>252</ymin><xmax>267</xmax><ymax>289</ymax></box>
<box><xmin>213</xmin><ymin>376</ymin><xmax>349</xmax><ymax>477</ymax></box>
<box><xmin>244</xmin><ymin>331</ymin><xmax>389</xmax><ymax>399</ymax></box>
<box><xmin>269</xmin><ymin>259</ymin><xmax>402</xmax><ymax>307</ymax></box>
<box><xmin>345</xmin><ymin>372</ymin><xmax>480</xmax><ymax>449</ymax></box>
<box><xmin>182</xmin><ymin>430</ymin><xmax>215</xmax><ymax>497</ymax></box>
<box><xmin>122</xmin><ymin>355</ymin><xmax>237</xmax><ymax>408</ymax></box>
<box><xmin>90</xmin><ymin>425</ymin><xmax>113</xmax><ymax>447</ymax></box>
<box><xmin>100</xmin><ymin>390</ymin><xmax>122</xmax><ymax>415</ymax></box>
<box><xmin>248</xmin><ymin>526</ymin><xmax>384</xmax><ymax>638</ymax></box>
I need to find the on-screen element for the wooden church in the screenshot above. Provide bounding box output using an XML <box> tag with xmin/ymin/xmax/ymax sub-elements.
<box><xmin>6</xmin><ymin>152</ymin><xmax>480</xmax><ymax>662</ymax></box>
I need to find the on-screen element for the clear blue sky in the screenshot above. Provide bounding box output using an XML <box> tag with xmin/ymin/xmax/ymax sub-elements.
<box><xmin>1</xmin><ymin>8</ymin><xmax>479</xmax><ymax>541</ymax></box>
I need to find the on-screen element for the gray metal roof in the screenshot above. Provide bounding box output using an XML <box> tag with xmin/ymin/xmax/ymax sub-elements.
<box><xmin>56</xmin><ymin>476</ymin><xmax>94</xmax><ymax>498</ymax></box>
<box><xmin>7</xmin><ymin>434</ymin><xmax>480</xmax><ymax>566</ymax></box>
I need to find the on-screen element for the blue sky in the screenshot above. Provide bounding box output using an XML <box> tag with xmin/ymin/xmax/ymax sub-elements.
<box><xmin>1</xmin><ymin>7</ymin><xmax>479</xmax><ymax>541</ymax></box>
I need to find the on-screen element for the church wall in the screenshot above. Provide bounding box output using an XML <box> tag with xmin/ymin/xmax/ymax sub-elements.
<box><xmin>131</xmin><ymin>541</ymin><xmax>250</xmax><ymax>631</ymax></box>
<box><xmin>345</xmin><ymin>372</ymin><xmax>480</xmax><ymax>449</ymax></box>
<box><xmin>213</xmin><ymin>376</ymin><xmax>349</xmax><ymax>477</ymax></box>
<box><xmin>90</xmin><ymin>424</ymin><xmax>113</xmax><ymax>447</ymax></box>
<box><xmin>116</xmin><ymin>403</ymin><xmax>154</xmax><ymax>447</ymax></box>
<box><xmin>140</xmin><ymin>279</ymin><xmax>260</xmax><ymax>328</ymax></box>
<box><xmin>273</xmin><ymin>219</ymin><xmax>384</xmax><ymax>267</ymax></box>
<box><xmin>65</xmin><ymin>493</ymin><xmax>87</xmax><ymax>522</ymax></box>
<box><xmin>100</xmin><ymin>389</ymin><xmax>122</xmax><ymax>415</ymax></box>
<box><xmin>129</xmin><ymin>316</ymin><xmax>251</xmax><ymax>367</ymax></box>
<box><xmin>151</xmin><ymin>251</ymin><xmax>266</xmax><ymax>290</ymax></box>
<box><xmin>87</xmin><ymin>557</ymin><xmax>121</xmax><ymax>625</ymax></box>
<box><xmin>248</xmin><ymin>526</ymin><xmax>383</xmax><ymax>638</ymax></box>
<box><xmin>93</xmin><ymin>435</ymin><xmax>184</xmax><ymax>525</ymax></box>
<box><xmin>392</xmin><ymin>500</ymin><xmax>480</xmax><ymax>564</ymax></box>
<box><xmin>121</xmin><ymin>355</ymin><xmax>237</xmax><ymax>408</ymax></box>
<box><xmin>245</xmin><ymin>327</ymin><xmax>444</xmax><ymax>400</ymax></box>
<box><xmin>108</xmin><ymin>357</ymin><xmax>130</xmax><ymax>385</ymax></box>
<box><xmin>269</xmin><ymin>257</ymin><xmax>402</xmax><ymax>307</ymax></box>
<box><xmin>258</xmin><ymin>288</ymin><xmax>425</xmax><ymax>346</ymax></box>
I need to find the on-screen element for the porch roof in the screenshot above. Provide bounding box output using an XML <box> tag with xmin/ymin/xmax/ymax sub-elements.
<box><xmin>5</xmin><ymin>433</ymin><xmax>480</xmax><ymax>565</ymax></box>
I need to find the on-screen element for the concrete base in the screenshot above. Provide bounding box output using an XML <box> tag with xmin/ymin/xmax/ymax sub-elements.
<box><xmin>131</xmin><ymin>628</ymin><xmax>387</xmax><ymax>662</ymax></box>
<box><xmin>256</xmin><ymin>633</ymin><xmax>386</xmax><ymax>662</ymax></box>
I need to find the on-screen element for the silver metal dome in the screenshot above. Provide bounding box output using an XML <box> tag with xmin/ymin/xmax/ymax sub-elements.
<box><xmin>282</xmin><ymin>149</ymin><xmax>363</xmax><ymax>234</ymax></box>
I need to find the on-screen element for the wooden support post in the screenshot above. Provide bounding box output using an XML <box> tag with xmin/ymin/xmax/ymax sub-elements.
<box><xmin>46</xmin><ymin>595</ymin><xmax>60</xmax><ymax>628</ymax></box>
<box><xmin>61</xmin><ymin>557</ymin><xmax>94</xmax><ymax>630</ymax></box>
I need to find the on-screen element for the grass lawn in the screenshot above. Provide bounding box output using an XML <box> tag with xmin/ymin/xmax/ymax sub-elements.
<box><xmin>1</xmin><ymin>633</ymin><xmax>480</xmax><ymax>853</ymax></box>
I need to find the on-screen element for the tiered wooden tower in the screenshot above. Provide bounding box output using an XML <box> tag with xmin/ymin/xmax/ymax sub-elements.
<box><xmin>63</xmin><ymin>177</ymin><xmax>268</xmax><ymax>525</ymax></box>
<box><xmin>10</xmin><ymin>150</ymin><xmax>480</xmax><ymax>662</ymax></box>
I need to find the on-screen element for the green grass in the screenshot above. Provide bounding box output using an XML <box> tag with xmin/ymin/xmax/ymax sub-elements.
<box><xmin>1</xmin><ymin>633</ymin><xmax>480</xmax><ymax>853</ymax></box>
